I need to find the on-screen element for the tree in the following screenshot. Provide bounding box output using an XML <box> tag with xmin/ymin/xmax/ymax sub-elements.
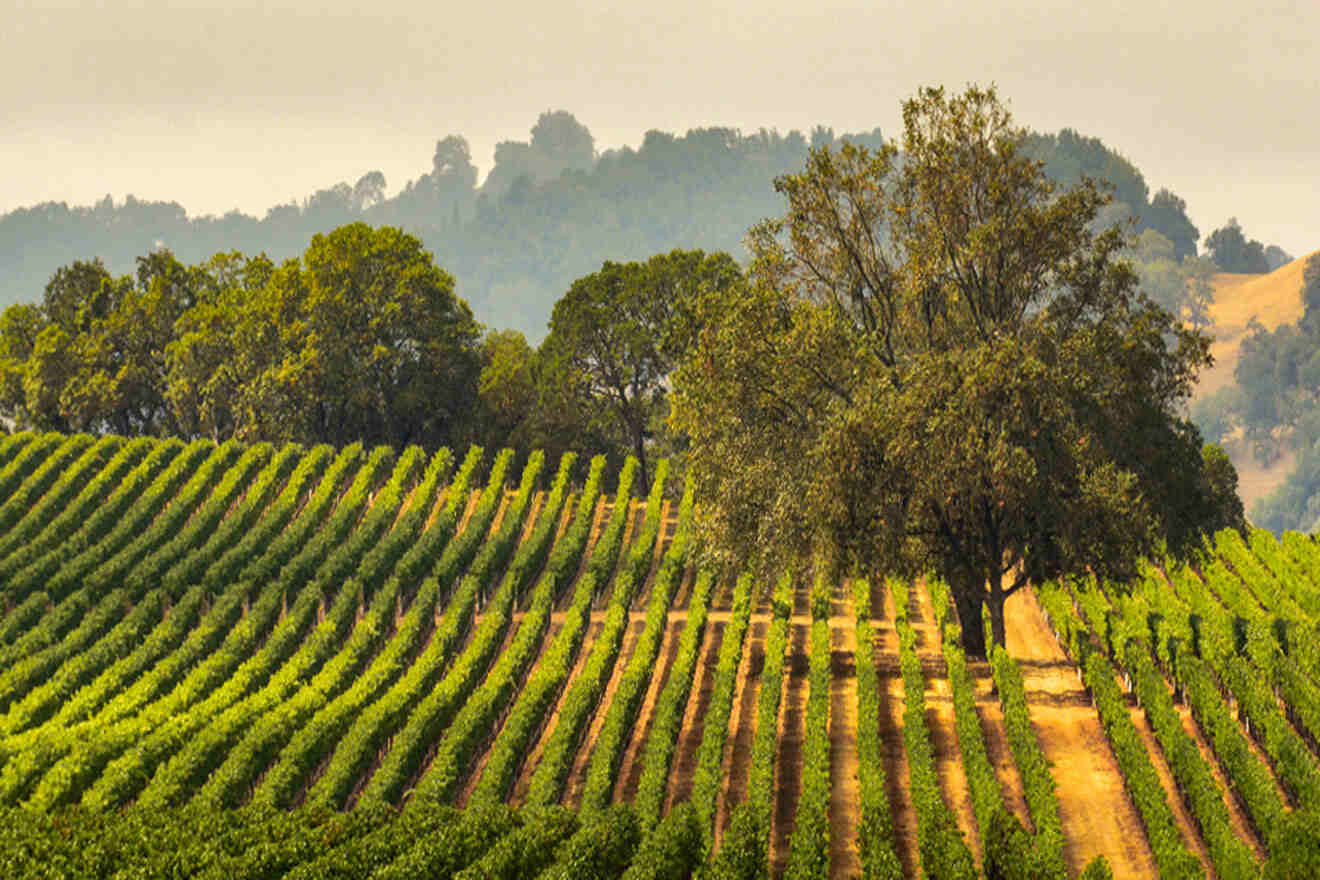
<box><xmin>671</xmin><ymin>85</ymin><xmax>1238</xmax><ymax>657</ymax></box>
<box><xmin>1205</xmin><ymin>218</ymin><xmax>1271</xmax><ymax>273</ymax></box>
<box><xmin>243</xmin><ymin>223</ymin><xmax>482</xmax><ymax>448</ymax></box>
<box><xmin>542</xmin><ymin>249</ymin><xmax>742</xmax><ymax>487</ymax></box>
<box><xmin>1145</xmin><ymin>189</ymin><xmax>1200</xmax><ymax>261</ymax></box>
<box><xmin>474</xmin><ymin>329</ymin><xmax>541</xmax><ymax>446</ymax></box>
<box><xmin>1300</xmin><ymin>253</ymin><xmax>1320</xmax><ymax>332</ymax></box>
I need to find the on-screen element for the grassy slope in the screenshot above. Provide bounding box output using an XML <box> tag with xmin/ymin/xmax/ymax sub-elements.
<box><xmin>1191</xmin><ymin>251</ymin><xmax>1316</xmax><ymax>512</ymax></box>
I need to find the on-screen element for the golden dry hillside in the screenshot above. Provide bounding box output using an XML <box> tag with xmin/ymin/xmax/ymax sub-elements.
<box><xmin>1196</xmin><ymin>252</ymin><xmax>1317</xmax><ymax>396</ymax></box>
<box><xmin>1193</xmin><ymin>252</ymin><xmax>1316</xmax><ymax>511</ymax></box>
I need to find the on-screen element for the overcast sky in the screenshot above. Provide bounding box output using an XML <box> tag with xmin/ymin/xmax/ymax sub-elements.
<box><xmin>4</xmin><ymin>0</ymin><xmax>1316</xmax><ymax>256</ymax></box>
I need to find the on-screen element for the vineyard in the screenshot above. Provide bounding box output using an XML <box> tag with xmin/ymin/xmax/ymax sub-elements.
<box><xmin>1</xmin><ymin>430</ymin><xmax>1319</xmax><ymax>878</ymax></box>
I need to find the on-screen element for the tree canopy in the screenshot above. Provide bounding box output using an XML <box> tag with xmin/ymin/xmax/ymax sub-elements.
<box><xmin>1204</xmin><ymin>217</ymin><xmax>1291</xmax><ymax>274</ymax></box>
<box><xmin>0</xmin><ymin>224</ymin><xmax>482</xmax><ymax>450</ymax></box>
<box><xmin>539</xmin><ymin>249</ymin><xmax>742</xmax><ymax>487</ymax></box>
<box><xmin>670</xmin><ymin>85</ymin><xmax>1242</xmax><ymax>657</ymax></box>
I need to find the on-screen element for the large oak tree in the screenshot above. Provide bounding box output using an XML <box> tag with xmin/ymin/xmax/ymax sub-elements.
<box><xmin>671</xmin><ymin>86</ymin><xmax>1243</xmax><ymax>657</ymax></box>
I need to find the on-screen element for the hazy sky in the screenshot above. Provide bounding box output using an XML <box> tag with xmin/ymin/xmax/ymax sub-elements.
<box><xmin>4</xmin><ymin>0</ymin><xmax>1316</xmax><ymax>256</ymax></box>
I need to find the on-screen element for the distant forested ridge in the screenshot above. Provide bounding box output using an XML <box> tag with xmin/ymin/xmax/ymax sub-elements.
<box><xmin>1</xmin><ymin>112</ymin><xmax>1207</xmax><ymax>338</ymax></box>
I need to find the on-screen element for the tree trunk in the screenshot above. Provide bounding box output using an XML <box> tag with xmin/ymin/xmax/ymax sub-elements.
<box><xmin>986</xmin><ymin>590</ymin><xmax>1008</xmax><ymax>653</ymax></box>
<box><xmin>950</xmin><ymin>575</ymin><xmax>988</xmax><ymax>660</ymax></box>
<box><xmin>634</xmin><ymin>430</ymin><xmax>650</xmax><ymax>491</ymax></box>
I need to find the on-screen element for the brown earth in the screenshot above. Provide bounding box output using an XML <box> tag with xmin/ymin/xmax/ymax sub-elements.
<box><xmin>971</xmin><ymin>693</ymin><xmax>1035</xmax><ymax>830</ymax></box>
<box><xmin>665</xmin><ymin>617</ymin><xmax>726</xmax><ymax>812</ymax></box>
<box><xmin>713</xmin><ymin>618</ymin><xmax>765</xmax><ymax>851</ymax></box>
<box><xmin>872</xmin><ymin>586</ymin><xmax>921</xmax><ymax>878</ymax></box>
<box><xmin>828</xmin><ymin>615</ymin><xmax>862</xmax><ymax>879</ymax></box>
<box><xmin>561</xmin><ymin>616</ymin><xmax>645</xmax><ymax>809</ymax></box>
<box><xmin>1176</xmin><ymin>703</ymin><xmax>1269</xmax><ymax>860</ymax></box>
<box><xmin>1197</xmin><ymin>256</ymin><xmax>1314</xmax><ymax>398</ymax></box>
<box><xmin>509</xmin><ymin>617</ymin><xmax>605</xmax><ymax>806</ymax></box>
<box><xmin>1192</xmin><ymin>254</ymin><xmax>1317</xmax><ymax>512</ymax></box>
<box><xmin>1003</xmin><ymin>587</ymin><xmax>1161</xmax><ymax>878</ymax></box>
<box><xmin>613</xmin><ymin>616</ymin><xmax>687</xmax><ymax>803</ymax></box>
<box><xmin>551</xmin><ymin>492</ymin><xmax>577</xmax><ymax>544</ymax></box>
<box><xmin>769</xmin><ymin>620</ymin><xmax>809</xmax><ymax>878</ymax></box>
<box><xmin>1127</xmin><ymin>705</ymin><xmax>1217</xmax><ymax>877</ymax></box>
<box><xmin>911</xmin><ymin>587</ymin><xmax>983</xmax><ymax>869</ymax></box>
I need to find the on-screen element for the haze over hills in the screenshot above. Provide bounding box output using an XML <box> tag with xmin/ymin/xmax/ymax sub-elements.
<box><xmin>0</xmin><ymin>114</ymin><xmax>1236</xmax><ymax>341</ymax></box>
<box><xmin>1194</xmin><ymin>252</ymin><xmax>1319</xmax><ymax>513</ymax></box>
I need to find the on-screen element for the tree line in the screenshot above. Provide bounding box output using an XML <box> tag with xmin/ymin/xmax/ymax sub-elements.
<box><xmin>0</xmin><ymin>224</ymin><xmax>735</xmax><ymax>489</ymax></box>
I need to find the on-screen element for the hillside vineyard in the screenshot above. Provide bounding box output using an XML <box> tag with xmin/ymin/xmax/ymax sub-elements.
<box><xmin>1</xmin><ymin>431</ymin><xmax>1319</xmax><ymax>877</ymax></box>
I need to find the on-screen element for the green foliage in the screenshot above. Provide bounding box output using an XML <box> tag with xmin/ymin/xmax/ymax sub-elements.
<box><xmin>939</xmin><ymin>598</ymin><xmax>1061</xmax><ymax>880</ymax></box>
<box><xmin>987</xmin><ymin>645</ymin><xmax>1067</xmax><ymax>872</ymax></box>
<box><xmin>688</xmin><ymin>572</ymin><xmax>755</xmax><ymax>852</ymax></box>
<box><xmin>1205</xmin><ymin>217</ymin><xmax>1279</xmax><ymax>274</ymax></box>
<box><xmin>374</xmin><ymin>801</ymin><xmax>520</xmax><ymax>880</ymax></box>
<box><xmin>541</xmin><ymin>804</ymin><xmax>642</xmax><ymax>880</ymax></box>
<box><xmin>354</xmin><ymin>452</ymin><xmax>551</xmax><ymax>808</ymax></box>
<box><xmin>630</xmin><ymin>559</ymin><xmax>725</xmax><ymax>834</ymax></box>
<box><xmin>0</xmin><ymin>226</ymin><xmax>483</xmax><ymax>450</ymax></box>
<box><xmin>578</xmin><ymin>469</ymin><xmax>694</xmax><ymax>814</ymax></box>
<box><xmin>672</xmin><ymin>85</ymin><xmax>1231</xmax><ymax>657</ymax></box>
<box><xmin>520</xmin><ymin>459</ymin><xmax>660</xmax><ymax>808</ymax></box>
<box><xmin>1263</xmin><ymin>811</ymin><xmax>1320</xmax><ymax>880</ymax></box>
<box><xmin>453</xmin><ymin>806</ymin><xmax>578</xmax><ymax>880</ymax></box>
<box><xmin>621</xmin><ymin>801</ymin><xmax>704</xmax><ymax>880</ymax></box>
<box><xmin>894</xmin><ymin>581</ymin><xmax>977</xmax><ymax>880</ymax></box>
<box><xmin>1079</xmin><ymin>855</ymin><xmax>1115</xmax><ymax>880</ymax></box>
<box><xmin>1122</xmin><ymin>640</ymin><xmax>1260</xmax><ymax>879</ymax></box>
<box><xmin>541</xmin><ymin>249</ymin><xmax>742</xmax><ymax>485</ymax></box>
<box><xmin>1039</xmin><ymin>579</ymin><xmax>1208</xmax><ymax>879</ymax></box>
<box><xmin>852</xmin><ymin>580</ymin><xmax>904</xmax><ymax>879</ymax></box>
<box><xmin>1083</xmin><ymin>642</ymin><xmax>1204</xmax><ymax>878</ymax></box>
<box><xmin>703</xmin><ymin>572</ymin><xmax>793</xmax><ymax>878</ymax></box>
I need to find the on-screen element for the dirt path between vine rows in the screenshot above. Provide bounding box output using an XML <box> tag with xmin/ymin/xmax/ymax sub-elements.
<box><xmin>913</xmin><ymin>583</ymin><xmax>984</xmax><ymax>868</ymax></box>
<box><xmin>1176</xmin><ymin>702</ymin><xmax>1269</xmax><ymax>860</ymax></box>
<box><xmin>1003</xmin><ymin>588</ymin><xmax>1160</xmax><ymax>878</ymax></box>
<box><xmin>714</xmin><ymin>618</ymin><xmax>765</xmax><ymax>850</ymax></box>
<box><xmin>970</xmin><ymin>683</ymin><xmax>1034</xmax><ymax>831</ymax></box>
<box><xmin>768</xmin><ymin>620</ymin><xmax>809</xmax><ymax>878</ymax></box>
<box><xmin>508</xmin><ymin>616</ymin><xmax>605</xmax><ymax>806</ymax></box>
<box><xmin>613</xmin><ymin>616</ymin><xmax>687</xmax><ymax>803</ymax></box>
<box><xmin>829</xmin><ymin>616</ymin><xmax>862</xmax><ymax>878</ymax></box>
<box><xmin>561</xmin><ymin>616</ymin><xmax>645</xmax><ymax>809</ymax></box>
<box><xmin>665</xmin><ymin>618</ymin><xmax>726</xmax><ymax>811</ymax></box>
<box><xmin>871</xmin><ymin>587</ymin><xmax>920</xmax><ymax>879</ymax></box>
<box><xmin>1127</xmin><ymin>704</ymin><xmax>1217</xmax><ymax>877</ymax></box>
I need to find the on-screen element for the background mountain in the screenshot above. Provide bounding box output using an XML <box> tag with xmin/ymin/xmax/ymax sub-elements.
<box><xmin>0</xmin><ymin>113</ymin><xmax>1215</xmax><ymax>340</ymax></box>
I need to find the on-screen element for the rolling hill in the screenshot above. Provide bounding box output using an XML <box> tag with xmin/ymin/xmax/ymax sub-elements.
<box><xmin>1194</xmin><ymin>251</ymin><xmax>1317</xmax><ymax>512</ymax></box>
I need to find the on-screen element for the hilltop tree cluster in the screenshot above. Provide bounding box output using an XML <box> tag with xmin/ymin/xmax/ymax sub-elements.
<box><xmin>1204</xmin><ymin>217</ymin><xmax>1292</xmax><ymax>274</ymax></box>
